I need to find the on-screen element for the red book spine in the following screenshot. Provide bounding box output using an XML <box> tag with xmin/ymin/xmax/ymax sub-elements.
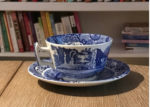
<box><xmin>32</xmin><ymin>0</ymin><xmax>37</xmax><ymax>1</ymax></box>
<box><xmin>17</xmin><ymin>12</ymin><xmax>30</xmax><ymax>52</ymax></box>
<box><xmin>74</xmin><ymin>12</ymin><xmax>82</xmax><ymax>33</ymax></box>
<box><xmin>120</xmin><ymin>0</ymin><xmax>124</xmax><ymax>2</ymax></box>
<box><xmin>11</xmin><ymin>12</ymin><xmax>24</xmax><ymax>52</ymax></box>
<box><xmin>23</xmin><ymin>13</ymin><xmax>34</xmax><ymax>52</ymax></box>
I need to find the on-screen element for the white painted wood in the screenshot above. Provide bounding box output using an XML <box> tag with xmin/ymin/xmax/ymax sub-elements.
<box><xmin>0</xmin><ymin>2</ymin><xmax>148</xmax><ymax>11</ymax></box>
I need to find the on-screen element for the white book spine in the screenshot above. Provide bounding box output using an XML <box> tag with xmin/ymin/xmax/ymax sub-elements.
<box><xmin>61</xmin><ymin>16</ymin><xmax>72</xmax><ymax>34</ymax></box>
<box><xmin>34</xmin><ymin>23</ymin><xmax>46</xmax><ymax>47</ymax></box>
<box><xmin>55</xmin><ymin>23</ymin><xmax>64</xmax><ymax>35</ymax></box>
<box><xmin>0</xmin><ymin>23</ymin><xmax>4</xmax><ymax>52</ymax></box>
<box><xmin>6</xmin><ymin>12</ymin><xmax>19</xmax><ymax>52</ymax></box>
<box><xmin>125</xmin><ymin>27</ymin><xmax>148</xmax><ymax>32</ymax></box>
<box><xmin>69</xmin><ymin>15</ymin><xmax>76</xmax><ymax>28</ymax></box>
<box><xmin>61</xmin><ymin>17</ymin><xmax>67</xmax><ymax>34</ymax></box>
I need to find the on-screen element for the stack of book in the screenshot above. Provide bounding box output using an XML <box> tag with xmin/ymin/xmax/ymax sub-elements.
<box><xmin>121</xmin><ymin>23</ymin><xmax>149</xmax><ymax>51</ymax></box>
<box><xmin>0</xmin><ymin>11</ymin><xmax>81</xmax><ymax>53</ymax></box>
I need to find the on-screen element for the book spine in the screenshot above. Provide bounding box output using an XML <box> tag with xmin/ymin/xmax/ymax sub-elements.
<box><xmin>69</xmin><ymin>15</ymin><xmax>78</xmax><ymax>33</ymax></box>
<box><xmin>40</xmin><ymin>12</ymin><xmax>49</xmax><ymax>39</ymax></box>
<box><xmin>23</xmin><ymin>12</ymin><xmax>34</xmax><ymax>51</ymax></box>
<box><xmin>125</xmin><ymin>43</ymin><xmax>149</xmax><ymax>47</ymax></box>
<box><xmin>124</xmin><ymin>27</ymin><xmax>148</xmax><ymax>32</ymax></box>
<box><xmin>3</xmin><ymin>12</ymin><xmax>14</xmax><ymax>52</ymax></box>
<box><xmin>61</xmin><ymin>16</ymin><xmax>72</xmax><ymax>34</ymax></box>
<box><xmin>122</xmin><ymin>39</ymin><xmax>149</xmax><ymax>44</ymax></box>
<box><xmin>6</xmin><ymin>12</ymin><xmax>19</xmax><ymax>52</ymax></box>
<box><xmin>121</xmin><ymin>30</ymin><xmax>149</xmax><ymax>36</ymax></box>
<box><xmin>0</xmin><ymin>12</ymin><xmax>10</xmax><ymax>52</ymax></box>
<box><xmin>46</xmin><ymin>12</ymin><xmax>53</xmax><ymax>36</ymax></box>
<box><xmin>27</xmin><ymin>12</ymin><xmax>37</xmax><ymax>42</ymax></box>
<box><xmin>74</xmin><ymin>12</ymin><xmax>82</xmax><ymax>33</ymax></box>
<box><xmin>55</xmin><ymin>23</ymin><xmax>64</xmax><ymax>35</ymax></box>
<box><xmin>0</xmin><ymin>22</ymin><xmax>4</xmax><ymax>52</ymax></box>
<box><xmin>11</xmin><ymin>12</ymin><xmax>24</xmax><ymax>52</ymax></box>
<box><xmin>17</xmin><ymin>12</ymin><xmax>30</xmax><ymax>52</ymax></box>
<box><xmin>49</xmin><ymin>14</ymin><xmax>56</xmax><ymax>36</ymax></box>
<box><xmin>34</xmin><ymin>23</ymin><xmax>46</xmax><ymax>47</ymax></box>
<box><xmin>122</xmin><ymin>35</ymin><xmax>149</xmax><ymax>40</ymax></box>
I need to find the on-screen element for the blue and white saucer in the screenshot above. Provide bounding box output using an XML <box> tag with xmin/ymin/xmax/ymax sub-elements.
<box><xmin>28</xmin><ymin>58</ymin><xmax>130</xmax><ymax>87</ymax></box>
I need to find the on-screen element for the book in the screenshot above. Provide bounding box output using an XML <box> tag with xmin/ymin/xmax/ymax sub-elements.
<box><xmin>49</xmin><ymin>14</ymin><xmax>56</xmax><ymax>36</ymax></box>
<box><xmin>122</xmin><ymin>39</ymin><xmax>149</xmax><ymax>44</ymax></box>
<box><xmin>6</xmin><ymin>12</ymin><xmax>19</xmax><ymax>52</ymax></box>
<box><xmin>45</xmin><ymin>12</ymin><xmax>53</xmax><ymax>36</ymax></box>
<box><xmin>61</xmin><ymin>16</ymin><xmax>72</xmax><ymax>34</ymax></box>
<box><xmin>40</xmin><ymin>12</ymin><xmax>50</xmax><ymax>38</ymax></box>
<box><xmin>17</xmin><ymin>12</ymin><xmax>30</xmax><ymax>52</ymax></box>
<box><xmin>34</xmin><ymin>23</ymin><xmax>46</xmax><ymax>47</ymax></box>
<box><xmin>74</xmin><ymin>12</ymin><xmax>82</xmax><ymax>33</ymax></box>
<box><xmin>0</xmin><ymin>12</ymin><xmax>10</xmax><ymax>52</ymax></box>
<box><xmin>23</xmin><ymin>12</ymin><xmax>34</xmax><ymax>51</ymax></box>
<box><xmin>55</xmin><ymin>23</ymin><xmax>64</xmax><ymax>35</ymax></box>
<box><xmin>11</xmin><ymin>12</ymin><xmax>24</xmax><ymax>52</ymax></box>
<box><xmin>27</xmin><ymin>12</ymin><xmax>37</xmax><ymax>42</ymax></box>
<box><xmin>122</xmin><ymin>35</ymin><xmax>149</xmax><ymax>40</ymax></box>
<box><xmin>0</xmin><ymin>22</ymin><xmax>4</xmax><ymax>52</ymax></box>
<box><xmin>69</xmin><ymin>15</ymin><xmax>78</xmax><ymax>33</ymax></box>
<box><xmin>3</xmin><ymin>12</ymin><xmax>14</xmax><ymax>52</ymax></box>
<box><xmin>121</xmin><ymin>30</ymin><xmax>149</xmax><ymax>36</ymax></box>
<box><xmin>125</xmin><ymin>43</ymin><xmax>149</xmax><ymax>47</ymax></box>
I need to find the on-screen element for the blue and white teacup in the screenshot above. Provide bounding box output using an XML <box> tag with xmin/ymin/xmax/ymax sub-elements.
<box><xmin>34</xmin><ymin>33</ymin><xmax>113</xmax><ymax>79</ymax></box>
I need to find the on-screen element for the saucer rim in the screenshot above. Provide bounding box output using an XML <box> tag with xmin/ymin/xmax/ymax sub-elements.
<box><xmin>27</xmin><ymin>58</ymin><xmax>130</xmax><ymax>87</ymax></box>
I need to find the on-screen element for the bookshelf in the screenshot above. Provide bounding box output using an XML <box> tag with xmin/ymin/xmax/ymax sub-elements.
<box><xmin>0</xmin><ymin>2</ymin><xmax>149</xmax><ymax>58</ymax></box>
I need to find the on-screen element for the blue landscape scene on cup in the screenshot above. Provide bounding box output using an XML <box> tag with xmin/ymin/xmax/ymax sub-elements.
<box><xmin>51</xmin><ymin>45</ymin><xmax>111</xmax><ymax>70</ymax></box>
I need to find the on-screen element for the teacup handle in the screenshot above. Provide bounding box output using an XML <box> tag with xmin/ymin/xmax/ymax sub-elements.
<box><xmin>34</xmin><ymin>42</ymin><xmax>54</xmax><ymax>68</ymax></box>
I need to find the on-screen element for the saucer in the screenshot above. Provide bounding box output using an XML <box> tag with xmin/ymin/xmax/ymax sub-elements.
<box><xmin>28</xmin><ymin>58</ymin><xmax>130</xmax><ymax>87</ymax></box>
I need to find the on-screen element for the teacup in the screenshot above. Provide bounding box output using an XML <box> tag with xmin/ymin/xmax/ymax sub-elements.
<box><xmin>34</xmin><ymin>33</ymin><xmax>113</xmax><ymax>79</ymax></box>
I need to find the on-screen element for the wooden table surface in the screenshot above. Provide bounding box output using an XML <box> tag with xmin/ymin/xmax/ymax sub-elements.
<box><xmin>0</xmin><ymin>61</ymin><xmax>148</xmax><ymax>107</ymax></box>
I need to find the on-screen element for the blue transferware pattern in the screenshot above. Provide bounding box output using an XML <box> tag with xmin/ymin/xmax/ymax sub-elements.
<box><xmin>45</xmin><ymin>33</ymin><xmax>112</xmax><ymax>74</ymax></box>
<box><xmin>28</xmin><ymin>58</ymin><xmax>130</xmax><ymax>86</ymax></box>
<box><xmin>47</xmin><ymin>33</ymin><xmax>111</xmax><ymax>45</ymax></box>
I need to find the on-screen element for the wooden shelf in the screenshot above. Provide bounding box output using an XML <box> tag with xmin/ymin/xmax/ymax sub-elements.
<box><xmin>0</xmin><ymin>2</ymin><xmax>148</xmax><ymax>12</ymax></box>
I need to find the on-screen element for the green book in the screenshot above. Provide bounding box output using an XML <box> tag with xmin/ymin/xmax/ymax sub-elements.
<box><xmin>0</xmin><ymin>12</ymin><xmax>10</xmax><ymax>52</ymax></box>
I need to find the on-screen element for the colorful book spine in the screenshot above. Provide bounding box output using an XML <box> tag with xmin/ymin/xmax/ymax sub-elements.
<box><xmin>0</xmin><ymin>22</ymin><xmax>4</xmax><ymax>52</ymax></box>
<box><xmin>49</xmin><ymin>14</ymin><xmax>56</xmax><ymax>36</ymax></box>
<box><xmin>0</xmin><ymin>12</ymin><xmax>10</xmax><ymax>52</ymax></box>
<box><xmin>11</xmin><ymin>12</ymin><xmax>24</xmax><ymax>52</ymax></box>
<box><xmin>122</xmin><ymin>39</ymin><xmax>149</xmax><ymax>44</ymax></box>
<box><xmin>17</xmin><ymin>12</ymin><xmax>30</xmax><ymax>52</ymax></box>
<box><xmin>34</xmin><ymin>23</ymin><xmax>46</xmax><ymax>47</ymax></box>
<box><xmin>40</xmin><ymin>12</ymin><xmax>50</xmax><ymax>39</ymax></box>
<box><xmin>6</xmin><ymin>12</ymin><xmax>19</xmax><ymax>52</ymax></box>
<box><xmin>23</xmin><ymin>12</ymin><xmax>34</xmax><ymax>51</ymax></box>
<box><xmin>3</xmin><ymin>12</ymin><xmax>14</xmax><ymax>52</ymax></box>
<box><xmin>74</xmin><ymin>12</ymin><xmax>82</xmax><ymax>33</ymax></box>
<box><xmin>46</xmin><ymin>12</ymin><xmax>53</xmax><ymax>36</ymax></box>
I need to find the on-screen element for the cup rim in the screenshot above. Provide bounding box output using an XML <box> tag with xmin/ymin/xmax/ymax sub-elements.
<box><xmin>46</xmin><ymin>33</ymin><xmax>113</xmax><ymax>47</ymax></box>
